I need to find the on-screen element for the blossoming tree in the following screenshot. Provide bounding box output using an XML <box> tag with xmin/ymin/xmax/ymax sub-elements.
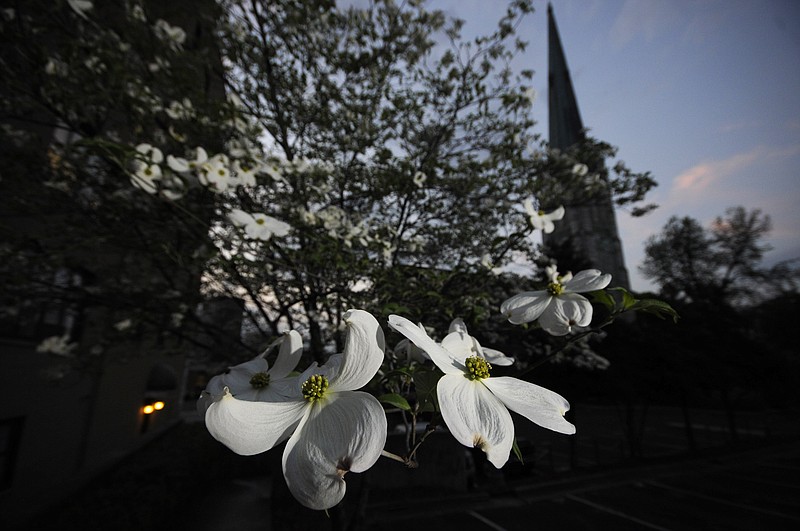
<box><xmin>0</xmin><ymin>0</ymin><xmax>674</xmax><ymax>525</ymax></box>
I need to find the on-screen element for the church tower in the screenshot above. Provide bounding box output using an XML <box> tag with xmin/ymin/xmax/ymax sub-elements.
<box><xmin>544</xmin><ymin>3</ymin><xmax>631</xmax><ymax>290</ymax></box>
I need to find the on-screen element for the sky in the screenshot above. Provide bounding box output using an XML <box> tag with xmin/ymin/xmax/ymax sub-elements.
<box><xmin>431</xmin><ymin>0</ymin><xmax>800</xmax><ymax>292</ymax></box>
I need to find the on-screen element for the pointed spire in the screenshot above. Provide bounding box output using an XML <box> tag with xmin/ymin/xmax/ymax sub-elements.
<box><xmin>545</xmin><ymin>4</ymin><xmax>632</xmax><ymax>291</ymax></box>
<box><xmin>548</xmin><ymin>3</ymin><xmax>584</xmax><ymax>150</ymax></box>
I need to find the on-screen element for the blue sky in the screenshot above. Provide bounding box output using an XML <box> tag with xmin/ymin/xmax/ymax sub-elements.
<box><xmin>433</xmin><ymin>0</ymin><xmax>800</xmax><ymax>292</ymax></box>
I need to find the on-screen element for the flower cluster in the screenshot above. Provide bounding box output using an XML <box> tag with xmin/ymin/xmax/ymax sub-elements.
<box><xmin>313</xmin><ymin>206</ymin><xmax>373</xmax><ymax>248</ymax></box>
<box><xmin>200</xmin><ymin>203</ymin><xmax>621</xmax><ymax>509</ymax></box>
<box><xmin>128</xmin><ymin>143</ymin><xmax>291</xmax><ymax>206</ymax></box>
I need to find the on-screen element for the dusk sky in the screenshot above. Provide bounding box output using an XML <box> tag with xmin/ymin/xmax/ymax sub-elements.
<box><xmin>434</xmin><ymin>0</ymin><xmax>800</xmax><ymax>292</ymax></box>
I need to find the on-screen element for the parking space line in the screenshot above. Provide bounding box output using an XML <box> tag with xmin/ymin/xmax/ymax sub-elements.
<box><xmin>565</xmin><ymin>494</ymin><xmax>671</xmax><ymax>531</ymax></box>
<box><xmin>468</xmin><ymin>510</ymin><xmax>510</xmax><ymax>531</ymax></box>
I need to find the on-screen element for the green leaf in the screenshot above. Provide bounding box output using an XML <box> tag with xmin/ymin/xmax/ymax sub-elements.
<box><xmin>588</xmin><ymin>289</ymin><xmax>616</xmax><ymax>312</ymax></box>
<box><xmin>378</xmin><ymin>393</ymin><xmax>412</xmax><ymax>411</ymax></box>
<box><xmin>608</xmin><ymin>286</ymin><xmax>637</xmax><ymax>310</ymax></box>
<box><xmin>382</xmin><ymin>303</ymin><xmax>411</xmax><ymax>315</ymax></box>
<box><xmin>630</xmin><ymin>298</ymin><xmax>680</xmax><ymax>323</ymax></box>
<box><xmin>511</xmin><ymin>438</ymin><xmax>524</xmax><ymax>465</ymax></box>
<box><xmin>414</xmin><ymin>369</ymin><xmax>441</xmax><ymax>413</ymax></box>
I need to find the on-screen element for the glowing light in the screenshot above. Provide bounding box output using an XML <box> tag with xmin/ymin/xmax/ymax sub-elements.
<box><xmin>143</xmin><ymin>404</ymin><xmax>155</xmax><ymax>415</ymax></box>
<box><xmin>153</xmin><ymin>401</ymin><xmax>165</xmax><ymax>410</ymax></box>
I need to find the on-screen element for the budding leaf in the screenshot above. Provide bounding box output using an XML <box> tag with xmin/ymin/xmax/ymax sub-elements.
<box><xmin>608</xmin><ymin>286</ymin><xmax>637</xmax><ymax>310</ymax></box>
<box><xmin>588</xmin><ymin>289</ymin><xmax>616</xmax><ymax>312</ymax></box>
<box><xmin>511</xmin><ymin>438</ymin><xmax>524</xmax><ymax>465</ymax></box>
<box><xmin>378</xmin><ymin>393</ymin><xmax>412</xmax><ymax>411</ymax></box>
<box><xmin>630</xmin><ymin>298</ymin><xmax>680</xmax><ymax>323</ymax></box>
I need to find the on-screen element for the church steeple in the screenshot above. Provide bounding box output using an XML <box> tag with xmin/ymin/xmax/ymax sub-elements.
<box><xmin>544</xmin><ymin>3</ymin><xmax>632</xmax><ymax>290</ymax></box>
<box><xmin>548</xmin><ymin>3</ymin><xmax>584</xmax><ymax>151</ymax></box>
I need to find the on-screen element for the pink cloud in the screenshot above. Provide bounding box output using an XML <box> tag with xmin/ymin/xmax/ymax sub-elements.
<box><xmin>672</xmin><ymin>148</ymin><xmax>763</xmax><ymax>194</ymax></box>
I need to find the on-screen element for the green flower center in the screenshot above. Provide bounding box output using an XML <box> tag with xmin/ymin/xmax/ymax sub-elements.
<box><xmin>301</xmin><ymin>375</ymin><xmax>329</xmax><ymax>402</ymax></box>
<box><xmin>547</xmin><ymin>281</ymin><xmax>564</xmax><ymax>296</ymax></box>
<box><xmin>255</xmin><ymin>218</ymin><xmax>265</xmax><ymax>225</ymax></box>
<box><xmin>249</xmin><ymin>371</ymin><xmax>270</xmax><ymax>389</ymax></box>
<box><xmin>464</xmin><ymin>356</ymin><xmax>491</xmax><ymax>381</ymax></box>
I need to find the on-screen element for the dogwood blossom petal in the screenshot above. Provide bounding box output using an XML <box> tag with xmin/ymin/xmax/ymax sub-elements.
<box><xmin>523</xmin><ymin>197</ymin><xmax>537</xmax><ymax>217</ymax></box>
<box><xmin>269</xmin><ymin>330</ymin><xmax>303</xmax><ymax>379</ymax></box>
<box><xmin>445</xmin><ymin>318</ymin><xmax>514</xmax><ymax>365</ymax></box>
<box><xmin>388</xmin><ymin>315</ymin><xmax>462</xmax><ymax>373</ymax></box>
<box><xmin>228</xmin><ymin>208</ymin><xmax>253</xmax><ymax>227</ymax></box>
<box><xmin>67</xmin><ymin>0</ymin><xmax>93</xmax><ymax>19</ymax></box>
<box><xmin>436</xmin><ymin>374</ymin><xmax>514</xmax><ymax>468</ymax></box>
<box><xmin>538</xmin><ymin>293</ymin><xmax>593</xmax><ymax>336</ymax></box>
<box><xmin>564</xmin><ymin>269</ymin><xmax>612</xmax><ymax>293</ymax></box>
<box><xmin>441</xmin><ymin>329</ymin><xmax>482</xmax><ymax>365</ymax></box>
<box><xmin>499</xmin><ymin>290</ymin><xmax>553</xmax><ymax>325</ymax></box>
<box><xmin>547</xmin><ymin>205</ymin><xmax>565</xmax><ymax>221</ymax></box>
<box><xmin>483</xmin><ymin>377</ymin><xmax>575</xmax><ymax>435</ymax></box>
<box><xmin>282</xmin><ymin>391</ymin><xmax>387</xmax><ymax>510</ymax></box>
<box><xmin>448</xmin><ymin>318</ymin><xmax>469</xmax><ymax>335</ymax></box>
<box><xmin>256</xmin><ymin>214</ymin><xmax>291</xmax><ymax>238</ymax></box>
<box><xmin>204</xmin><ymin>389</ymin><xmax>307</xmax><ymax>456</ymax></box>
<box><xmin>167</xmin><ymin>155</ymin><xmax>190</xmax><ymax>173</ymax></box>
<box><xmin>328</xmin><ymin>310</ymin><xmax>385</xmax><ymax>392</ymax></box>
<box><xmin>482</xmin><ymin>347</ymin><xmax>514</xmax><ymax>366</ymax></box>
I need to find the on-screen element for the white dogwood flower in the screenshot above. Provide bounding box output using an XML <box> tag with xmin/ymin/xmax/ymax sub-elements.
<box><xmin>199</xmin><ymin>153</ymin><xmax>232</xmax><ymax>192</ymax></box>
<box><xmin>388</xmin><ymin>315</ymin><xmax>574</xmax><ymax>468</ymax></box>
<box><xmin>135</xmin><ymin>143</ymin><xmax>163</xmax><ymax>164</ymax></box>
<box><xmin>130</xmin><ymin>144</ymin><xmax>164</xmax><ymax>194</ymax></box>
<box><xmin>131</xmin><ymin>162</ymin><xmax>161</xmax><ymax>194</ymax></box>
<box><xmin>198</xmin><ymin>331</ymin><xmax>303</xmax><ymax>413</ymax></box>
<box><xmin>228</xmin><ymin>209</ymin><xmax>291</xmax><ymax>241</ymax></box>
<box><xmin>204</xmin><ymin>310</ymin><xmax>387</xmax><ymax>510</ymax></box>
<box><xmin>153</xmin><ymin>19</ymin><xmax>186</xmax><ymax>49</ymax></box>
<box><xmin>262</xmin><ymin>161</ymin><xmax>285</xmax><ymax>182</ymax></box>
<box><xmin>500</xmin><ymin>266</ymin><xmax>612</xmax><ymax>335</ymax></box>
<box><xmin>523</xmin><ymin>199</ymin><xmax>565</xmax><ymax>234</ymax></box>
<box><xmin>523</xmin><ymin>86</ymin><xmax>537</xmax><ymax>105</ymax></box>
<box><xmin>233</xmin><ymin>160</ymin><xmax>258</xmax><ymax>188</ymax></box>
<box><xmin>572</xmin><ymin>163</ymin><xmax>589</xmax><ymax>176</ymax></box>
<box><xmin>36</xmin><ymin>334</ymin><xmax>77</xmax><ymax>356</ymax></box>
<box><xmin>165</xmin><ymin>98</ymin><xmax>194</xmax><ymax>120</ymax></box>
<box><xmin>167</xmin><ymin>147</ymin><xmax>208</xmax><ymax>174</ymax></box>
